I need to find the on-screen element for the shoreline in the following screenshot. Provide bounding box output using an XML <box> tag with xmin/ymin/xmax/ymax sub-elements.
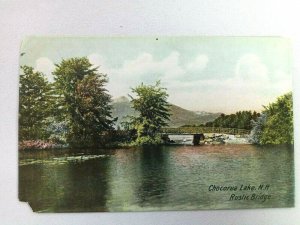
<box><xmin>19</xmin><ymin>134</ymin><xmax>252</xmax><ymax>151</ymax></box>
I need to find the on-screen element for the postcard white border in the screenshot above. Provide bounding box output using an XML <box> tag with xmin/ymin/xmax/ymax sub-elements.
<box><xmin>0</xmin><ymin>0</ymin><xmax>299</xmax><ymax>224</ymax></box>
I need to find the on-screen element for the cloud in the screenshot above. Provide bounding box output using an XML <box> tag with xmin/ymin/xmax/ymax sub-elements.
<box><xmin>120</xmin><ymin>53</ymin><xmax>159</xmax><ymax>79</ymax></box>
<box><xmin>166</xmin><ymin>53</ymin><xmax>291</xmax><ymax>113</ymax></box>
<box><xmin>85</xmin><ymin>52</ymin><xmax>291</xmax><ymax>113</ymax></box>
<box><xmin>88</xmin><ymin>52</ymin><xmax>211</xmax><ymax>97</ymax></box>
<box><xmin>235</xmin><ymin>54</ymin><xmax>269</xmax><ymax>83</ymax></box>
<box><xmin>232</xmin><ymin>54</ymin><xmax>291</xmax><ymax>97</ymax></box>
<box><xmin>186</xmin><ymin>54</ymin><xmax>209</xmax><ymax>72</ymax></box>
<box><xmin>167</xmin><ymin>77</ymin><xmax>275</xmax><ymax>113</ymax></box>
<box><xmin>88</xmin><ymin>53</ymin><xmax>107</xmax><ymax>70</ymax></box>
<box><xmin>114</xmin><ymin>51</ymin><xmax>184</xmax><ymax>82</ymax></box>
<box><xmin>90</xmin><ymin>52</ymin><xmax>186</xmax><ymax>97</ymax></box>
<box><xmin>35</xmin><ymin>57</ymin><xmax>55</xmax><ymax>82</ymax></box>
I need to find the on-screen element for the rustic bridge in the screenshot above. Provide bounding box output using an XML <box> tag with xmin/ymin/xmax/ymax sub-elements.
<box><xmin>160</xmin><ymin>127</ymin><xmax>250</xmax><ymax>145</ymax></box>
<box><xmin>161</xmin><ymin>127</ymin><xmax>250</xmax><ymax>135</ymax></box>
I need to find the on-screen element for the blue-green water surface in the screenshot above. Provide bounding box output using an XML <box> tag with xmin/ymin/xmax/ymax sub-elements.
<box><xmin>19</xmin><ymin>144</ymin><xmax>294</xmax><ymax>212</ymax></box>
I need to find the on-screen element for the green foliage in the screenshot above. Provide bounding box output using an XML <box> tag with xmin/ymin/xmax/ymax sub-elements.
<box><xmin>127</xmin><ymin>81</ymin><xmax>171</xmax><ymax>145</ymax></box>
<box><xmin>53</xmin><ymin>57</ymin><xmax>115</xmax><ymax>147</ymax></box>
<box><xmin>259</xmin><ymin>92</ymin><xmax>293</xmax><ymax>144</ymax></box>
<box><xmin>19</xmin><ymin>66</ymin><xmax>53</xmax><ymax>140</ymax></box>
<box><xmin>134</xmin><ymin>134</ymin><xmax>163</xmax><ymax>145</ymax></box>
<box><xmin>205</xmin><ymin>111</ymin><xmax>260</xmax><ymax>130</ymax></box>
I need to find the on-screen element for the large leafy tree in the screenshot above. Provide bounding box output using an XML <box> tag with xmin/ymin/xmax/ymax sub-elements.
<box><xmin>259</xmin><ymin>92</ymin><xmax>293</xmax><ymax>144</ymax></box>
<box><xmin>53</xmin><ymin>57</ymin><xmax>114</xmax><ymax>147</ymax></box>
<box><xmin>128</xmin><ymin>81</ymin><xmax>171</xmax><ymax>145</ymax></box>
<box><xmin>250</xmin><ymin>92</ymin><xmax>293</xmax><ymax>145</ymax></box>
<box><xmin>19</xmin><ymin>66</ymin><xmax>53</xmax><ymax>140</ymax></box>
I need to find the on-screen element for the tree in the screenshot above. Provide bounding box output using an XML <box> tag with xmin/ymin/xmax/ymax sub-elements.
<box><xmin>205</xmin><ymin>110</ymin><xmax>259</xmax><ymax>130</ymax></box>
<box><xmin>53</xmin><ymin>57</ymin><xmax>114</xmax><ymax>147</ymax></box>
<box><xmin>259</xmin><ymin>92</ymin><xmax>293</xmax><ymax>144</ymax></box>
<box><xmin>128</xmin><ymin>81</ymin><xmax>171</xmax><ymax>145</ymax></box>
<box><xmin>19</xmin><ymin>66</ymin><xmax>53</xmax><ymax>140</ymax></box>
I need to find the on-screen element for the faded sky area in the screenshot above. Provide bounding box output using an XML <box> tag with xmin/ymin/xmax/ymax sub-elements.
<box><xmin>20</xmin><ymin>37</ymin><xmax>292</xmax><ymax>113</ymax></box>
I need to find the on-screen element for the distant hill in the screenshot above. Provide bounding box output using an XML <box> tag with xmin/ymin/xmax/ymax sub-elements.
<box><xmin>168</xmin><ymin>104</ymin><xmax>220</xmax><ymax>127</ymax></box>
<box><xmin>111</xmin><ymin>96</ymin><xmax>136</xmax><ymax>127</ymax></box>
<box><xmin>111</xmin><ymin>96</ymin><xmax>220</xmax><ymax>128</ymax></box>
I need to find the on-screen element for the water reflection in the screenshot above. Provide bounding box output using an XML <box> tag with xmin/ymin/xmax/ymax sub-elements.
<box><xmin>55</xmin><ymin>158</ymin><xmax>110</xmax><ymax>212</ymax></box>
<box><xmin>105</xmin><ymin>148</ymin><xmax>142</xmax><ymax>211</ymax></box>
<box><xmin>19</xmin><ymin>144</ymin><xmax>294</xmax><ymax>212</ymax></box>
<box><xmin>137</xmin><ymin>146</ymin><xmax>169</xmax><ymax>207</ymax></box>
<box><xmin>19</xmin><ymin>153</ymin><xmax>111</xmax><ymax>212</ymax></box>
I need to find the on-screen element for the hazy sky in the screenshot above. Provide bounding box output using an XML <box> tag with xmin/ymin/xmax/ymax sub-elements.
<box><xmin>20</xmin><ymin>37</ymin><xmax>292</xmax><ymax>113</ymax></box>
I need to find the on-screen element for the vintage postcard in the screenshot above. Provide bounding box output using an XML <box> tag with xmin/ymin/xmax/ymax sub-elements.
<box><xmin>19</xmin><ymin>37</ymin><xmax>294</xmax><ymax>212</ymax></box>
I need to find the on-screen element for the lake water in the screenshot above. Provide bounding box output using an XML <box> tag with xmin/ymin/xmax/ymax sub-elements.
<box><xmin>19</xmin><ymin>144</ymin><xmax>294</xmax><ymax>212</ymax></box>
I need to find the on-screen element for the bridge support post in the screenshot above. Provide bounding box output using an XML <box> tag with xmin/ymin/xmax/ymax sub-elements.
<box><xmin>193</xmin><ymin>134</ymin><xmax>201</xmax><ymax>145</ymax></box>
<box><xmin>192</xmin><ymin>133</ymin><xmax>205</xmax><ymax>145</ymax></box>
<box><xmin>161</xmin><ymin>134</ymin><xmax>170</xmax><ymax>143</ymax></box>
